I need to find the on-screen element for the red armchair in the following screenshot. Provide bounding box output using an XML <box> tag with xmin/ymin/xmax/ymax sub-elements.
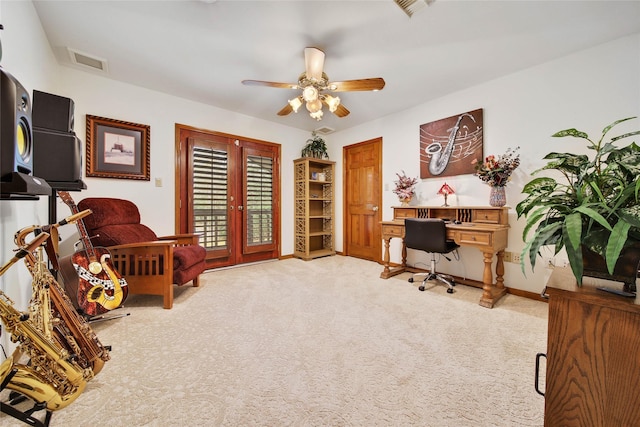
<box><xmin>77</xmin><ymin>197</ymin><xmax>206</xmax><ymax>309</ymax></box>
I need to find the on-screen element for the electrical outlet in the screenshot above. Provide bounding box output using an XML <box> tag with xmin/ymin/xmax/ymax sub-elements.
<box><xmin>503</xmin><ymin>251</ymin><xmax>512</xmax><ymax>263</ymax></box>
<box><xmin>512</xmin><ymin>252</ymin><xmax>521</xmax><ymax>263</ymax></box>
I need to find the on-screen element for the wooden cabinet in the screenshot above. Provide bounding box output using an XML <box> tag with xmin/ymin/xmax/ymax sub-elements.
<box><xmin>293</xmin><ymin>158</ymin><xmax>335</xmax><ymax>260</ymax></box>
<box><xmin>542</xmin><ymin>275</ymin><xmax>640</xmax><ymax>426</ymax></box>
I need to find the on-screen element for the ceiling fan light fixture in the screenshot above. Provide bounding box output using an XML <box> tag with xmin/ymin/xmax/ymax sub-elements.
<box><xmin>324</xmin><ymin>95</ymin><xmax>341</xmax><ymax>113</ymax></box>
<box><xmin>302</xmin><ymin>86</ymin><xmax>319</xmax><ymax>102</ymax></box>
<box><xmin>394</xmin><ymin>0</ymin><xmax>436</xmax><ymax>17</ymax></box>
<box><xmin>306</xmin><ymin>99</ymin><xmax>322</xmax><ymax>113</ymax></box>
<box><xmin>309</xmin><ymin>110</ymin><xmax>323</xmax><ymax>121</ymax></box>
<box><xmin>288</xmin><ymin>97</ymin><xmax>303</xmax><ymax>113</ymax></box>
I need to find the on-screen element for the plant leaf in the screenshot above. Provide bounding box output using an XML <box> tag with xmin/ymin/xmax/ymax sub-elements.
<box><xmin>552</xmin><ymin>129</ymin><xmax>589</xmax><ymax>139</ymax></box>
<box><xmin>605</xmin><ymin>221</ymin><xmax>631</xmax><ymax>274</ymax></box>
<box><xmin>563</xmin><ymin>212</ymin><xmax>583</xmax><ymax>254</ymax></box>
<box><xmin>521</xmin><ymin>207</ymin><xmax>547</xmax><ymax>241</ymax></box>
<box><xmin>563</xmin><ymin>223</ymin><xmax>584</xmax><ymax>285</ymax></box>
<box><xmin>574</xmin><ymin>205</ymin><xmax>613</xmax><ymax>231</ymax></box>
<box><xmin>611</xmin><ymin>130</ymin><xmax>640</xmax><ymax>143</ymax></box>
<box><xmin>526</xmin><ymin>222</ymin><xmax>563</xmax><ymax>272</ymax></box>
<box><xmin>619</xmin><ymin>205</ymin><xmax>640</xmax><ymax>228</ymax></box>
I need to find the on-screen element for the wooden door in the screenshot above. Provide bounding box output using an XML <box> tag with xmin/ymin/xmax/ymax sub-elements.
<box><xmin>343</xmin><ymin>138</ymin><xmax>382</xmax><ymax>261</ymax></box>
<box><xmin>176</xmin><ymin>125</ymin><xmax>280</xmax><ymax>269</ymax></box>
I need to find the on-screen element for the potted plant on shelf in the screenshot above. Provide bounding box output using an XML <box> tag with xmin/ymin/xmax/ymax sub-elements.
<box><xmin>301</xmin><ymin>132</ymin><xmax>329</xmax><ymax>159</ymax></box>
<box><xmin>517</xmin><ymin>117</ymin><xmax>640</xmax><ymax>289</ymax></box>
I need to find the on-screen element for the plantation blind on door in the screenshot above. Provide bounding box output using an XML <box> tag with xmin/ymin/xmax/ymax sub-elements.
<box><xmin>243</xmin><ymin>149</ymin><xmax>276</xmax><ymax>254</ymax></box>
<box><xmin>192</xmin><ymin>145</ymin><xmax>229</xmax><ymax>252</ymax></box>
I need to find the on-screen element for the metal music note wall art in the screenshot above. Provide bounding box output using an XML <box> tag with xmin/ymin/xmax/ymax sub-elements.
<box><xmin>419</xmin><ymin>108</ymin><xmax>484</xmax><ymax>179</ymax></box>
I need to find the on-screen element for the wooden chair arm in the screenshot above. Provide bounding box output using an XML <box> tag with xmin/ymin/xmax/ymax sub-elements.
<box><xmin>157</xmin><ymin>234</ymin><xmax>201</xmax><ymax>246</ymax></box>
<box><xmin>106</xmin><ymin>240</ymin><xmax>178</xmax><ymax>252</ymax></box>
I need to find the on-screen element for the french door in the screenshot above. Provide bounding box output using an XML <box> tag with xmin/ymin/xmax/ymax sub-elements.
<box><xmin>176</xmin><ymin>125</ymin><xmax>280</xmax><ymax>269</ymax></box>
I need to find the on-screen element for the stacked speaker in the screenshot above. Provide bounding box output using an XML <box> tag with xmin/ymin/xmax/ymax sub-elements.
<box><xmin>0</xmin><ymin>68</ymin><xmax>52</xmax><ymax>197</ymax></box>
<box><xmin>32</xmin><ymin>90</ymin><xmax>85</xmax><ymax>190</ymax></box>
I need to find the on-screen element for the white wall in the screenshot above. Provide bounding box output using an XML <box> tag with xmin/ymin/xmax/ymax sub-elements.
<box><xmin>331</xmin><ymin>33</ymin><xmax>640</xmax><ymax>295</ymax></box>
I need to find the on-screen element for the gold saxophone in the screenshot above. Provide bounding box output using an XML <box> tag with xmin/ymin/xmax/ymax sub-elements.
<box><xmin>13</xmin><ymin>212</ymin><xmax>111</xmax><ymax>376</ymax></box>
<box><xmin>0</xmin><ymin>233</ymin><xmax>90</xmax><ymax>410</ymax></box>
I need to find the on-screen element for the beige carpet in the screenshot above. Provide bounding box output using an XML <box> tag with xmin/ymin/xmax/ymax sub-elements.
<box><xmin>1</xmin><ymin>256</ymin><xmax>548</xmax><ymax>426</ymax></box>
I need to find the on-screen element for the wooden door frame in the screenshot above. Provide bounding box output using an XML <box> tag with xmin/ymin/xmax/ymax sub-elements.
<box><xmin>175</xmin><ymin>123</ymin><xmax>281</xmax><ymax>269</ymax></box>
<box><xmin>342</xmin><ymin>137</ymin><xmax>383</xmax><ymax>263</ymax></box>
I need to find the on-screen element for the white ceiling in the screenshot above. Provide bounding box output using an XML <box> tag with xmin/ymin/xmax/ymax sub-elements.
<box><xmin>32</xmin><ymin>0</ymin><xmax>640</xmax><ymax>133</ymax></box>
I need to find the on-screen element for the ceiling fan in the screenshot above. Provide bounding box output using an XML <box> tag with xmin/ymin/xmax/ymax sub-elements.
<box><xmin>242</xmin><ymin>47</ymin><xmax>385</xmax><ymax>121</ymax></box>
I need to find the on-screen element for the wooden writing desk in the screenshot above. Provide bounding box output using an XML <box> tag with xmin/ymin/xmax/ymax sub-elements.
<box><xmin>381</xmin><ymin>206</ymin><xmax>510</xmax><ymax>308</ymax></box>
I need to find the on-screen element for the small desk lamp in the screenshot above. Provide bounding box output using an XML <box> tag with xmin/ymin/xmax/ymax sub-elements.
<box><xmin>437</xmin><ymin>183</ymin><xmax>454</xmax><ymax>207</ymax></box>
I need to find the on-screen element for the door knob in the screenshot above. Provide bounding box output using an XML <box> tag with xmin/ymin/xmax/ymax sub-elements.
<box><xmin>238</xmin><ymin>205</ymin><xmax>244</xmax><ymax>211</ymax></box>
<box><xmin>372</xmin><ymin>206</ymin><xmax>379</xmax><ymax>212</ymax></box>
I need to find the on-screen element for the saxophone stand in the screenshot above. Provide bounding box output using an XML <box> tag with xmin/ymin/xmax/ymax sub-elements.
<box><xmin>1</xmin><ymin>369</ymin><xmax>52</xmax><ymax>427</ymax></box>
<box><xmin>86</xmin><ymin>309</ymin><xmax>131</xmax><ymax>324</ymax></box>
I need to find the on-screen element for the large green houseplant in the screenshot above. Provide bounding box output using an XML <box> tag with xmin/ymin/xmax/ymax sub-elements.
<box><xmin>517</xmin><ymin>117</ymin><xmax>640</xmax><ymax>286</ymax></box>
<box><xmin>301</xmin><ymin>133</ymin><xmax>329</xmax><ymax>159</ymax></box>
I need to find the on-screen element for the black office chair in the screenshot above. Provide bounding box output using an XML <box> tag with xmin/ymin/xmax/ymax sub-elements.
<box><xmin>405</xmin><ymin>218</ymin><xmax>460</xmax><ymax>293</ymax></box>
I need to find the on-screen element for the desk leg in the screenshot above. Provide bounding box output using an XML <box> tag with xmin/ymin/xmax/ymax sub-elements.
<box><xmin>380</xmin><ymin>236</ymin><xmax>407</xmax><ymax>279</ymax></box>
<box><xmin>495</xmin><ymin>250</ymin><xmax>505</xmax><ymax>290</ymax></box>
<box><xmin>479</xmin><ymin>250</ymin><xmax>508</xmax><ymax>308</ymax></box>
<box><xmin>381</xmin><ymin>236</ymin><xmax>392</xmax><ymax>278</ymax></box>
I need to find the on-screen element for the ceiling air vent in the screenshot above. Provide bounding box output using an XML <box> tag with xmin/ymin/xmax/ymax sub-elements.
<box><xmin>394</xmin><ymin>0</ymin><xmax>435</xmax><ymax>17</ymax></box>
<box><xmin>67</xmin><ymin>48</ymin><xmax>108</xmax><ymax>73</ymax></box>
<box><xmin>314</xmin><ymin>126</ymin><xmax>335</xmax><ymax>135</ymax></box>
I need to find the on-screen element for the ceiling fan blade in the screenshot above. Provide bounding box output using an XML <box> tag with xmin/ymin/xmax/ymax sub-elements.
<box><xmin>277</xmin><ymin>103</ymin><xmax>294</xmax><ymax>116</ymax></box>
<box><xmin>304</xmin><ymin>47</ymin><xmax>325</xmax><ymax>81</ymax></box>
<box><xmin>321</xmin><ymin>99</ymin><xmax>350</xmax><ymax>118</ymax></box>
<box><xmin>242</xmin><ymin>80</ymin><xmax>297</xmax><ymax>89</ymax></box>
<box><xmin>333</xmin><ymin>103</ymin><xmax>350</xmax><ymax>117</ymax></box>
<box><xmin>329</xmin><ymin>78</ymin><xmax>386</xmax><ymax>92</ymax></box>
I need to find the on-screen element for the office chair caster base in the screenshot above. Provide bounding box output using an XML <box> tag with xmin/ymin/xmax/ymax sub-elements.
<box><xmin>446</xmin><ymin>287</ymin><xmax>454</xmax><ymax>294</ymax></box>
<box><xmin>408</xmin><ymin>277</ymin><xmax>414</xmax><ymax>283</ymax></box>
<box><xmin>418</xmin><ymin>285</ymin><xmax>425</xmax><ymax>291</ymax></box>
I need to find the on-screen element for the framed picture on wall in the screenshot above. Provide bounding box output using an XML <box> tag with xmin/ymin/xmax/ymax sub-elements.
<box><xmin>86</xmin><ymin>115</ymin><xmax>150</xmax><ymax>180</ymax></box>
<box><xmin>419</xmin><ymin>108</ymin><xmax>483</xmax><ymax>179</ymax></box>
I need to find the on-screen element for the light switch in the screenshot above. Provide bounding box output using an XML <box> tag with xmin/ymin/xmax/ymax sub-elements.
<box><xmin>155</xmin><ymin>178</ymin><xmax>162</xmax><ymax>187</ymax></box>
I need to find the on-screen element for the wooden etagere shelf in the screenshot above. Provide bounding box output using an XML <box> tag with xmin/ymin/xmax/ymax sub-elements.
<box><xmin>294</xmin><ymin>158</ymin><xmax>336</xmax><ymax>260</ymax></box>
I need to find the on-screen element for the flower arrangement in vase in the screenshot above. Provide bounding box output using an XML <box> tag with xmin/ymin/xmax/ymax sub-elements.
<box><xmin>393</xmin><ymin>171</ymin><xmax>418</xmax><ymax>206</ymax></box>
<box><xmin>472</xmin><ymin>147</ymin><xmax>520</xmax><ymax>206</ymax></box>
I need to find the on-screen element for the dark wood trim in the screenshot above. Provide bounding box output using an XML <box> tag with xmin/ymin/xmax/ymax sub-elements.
<box><xmin>174</xmin><ymin>123</ymin><xmax>281</xmax><ymax>270</ymax></box>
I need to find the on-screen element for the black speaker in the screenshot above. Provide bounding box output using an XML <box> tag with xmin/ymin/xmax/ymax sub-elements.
<box><xmin>33</xmin><ymin>128</ymin><xmax>83</xmax><ymax>187</ymax></box>
<box><xmin>32</xmin><ymin>90</ymin><xmax>74</xmax><ymax>133</ymax></box>
<box><xmin>0</xmin><ymin>67</ymin><xmax>33</xmax><ymax>176</ymax></box>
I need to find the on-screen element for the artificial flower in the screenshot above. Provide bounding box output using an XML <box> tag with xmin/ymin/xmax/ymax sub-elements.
<box><xmin>393</xmin><ymin>171</ymin><xmax>418</xmax><ymax>199</ymax></box>
<box><xmin>472</xmin><ymin>147</ymin><xmax>520</xmax><ymax>187</ymax></box>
